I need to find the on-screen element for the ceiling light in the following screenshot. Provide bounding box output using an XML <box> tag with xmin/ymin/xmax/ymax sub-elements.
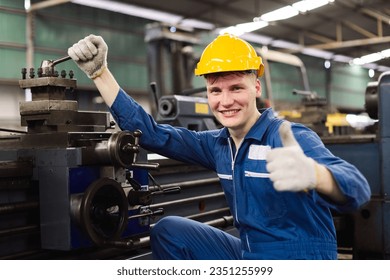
<box><xmin>217</xmin><ymin>26</ymin><xmax>241</xmax><ymax>36</ymax></box>
<box><xmin>381</xmin><ymin>49</ymin><xmax>390</xmax><ymax>57</ymax></box>
<box><xmin>352</xmin><ymin>53</ymin><xmax>382</xmax><ymax>65</ymax></box>
<box><xmin>219</xmin><ymin>21</ymin><xmax>268</xmax><ymax>36</ymax></box>
<box><xmin>24</xmin><ymin>0</ymin><xmax>31</xmax><ymax>10</ymax></box>
<box><xmin>352</xmin><ymin>48</ymin><xmax>390</xmax><ymax>65</ymax></box>
<box><xmin>260</xmin><ymin>6</ymin><xmax>299</xmax><ymax>22</ymax></box>
<box><xmin>256</xmin><ymin>0</ymin><xmax>334</xmax><ymax>22</ymax></box>
<box><xmin>237</xmin><ymin>21</ymin><xmax>269</xmax><ymax>32</ymax></box>
<box><xmin>292</xmin><ymin>0</ymin><xmax>332</xmax><ymax>13</ymax></box>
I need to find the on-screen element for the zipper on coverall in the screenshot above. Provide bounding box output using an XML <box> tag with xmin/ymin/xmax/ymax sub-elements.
<box><xmin>228</xmin><ymin>138</ymin><xmax>251</xmax><ymax>253</ymax></box>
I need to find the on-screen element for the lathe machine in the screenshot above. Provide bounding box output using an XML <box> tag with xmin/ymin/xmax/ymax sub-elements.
<box><xmin>0</xmin><ymin>58</ymin><xmax>230</xmax><ymax>259</ymax></box>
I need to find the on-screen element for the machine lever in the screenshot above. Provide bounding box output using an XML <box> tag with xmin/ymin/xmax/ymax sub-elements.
<box><xmin>52</xmin><ymin>55</ymin><xmax>72</xmax><ymax>66</ymax></box>
<box><xmin>131</xmin><ymin>162</ymin><xmax>159</xmax><ymax>169</ymax></box>
<box><xmin>292</xmin><ymin>89</ymin><xmax>317</xmax><ymax>99</ymax></box>
<box><xmin>121</xmin><ymin>129</ymin><xmax>160</xmax><ymax>169</ymax></box>
<box><xmin>128</xmin><ymin>208</ymin><xmax>164</xmax><ymax>220</ymax></box>
<box><xmin>148</xmin><ymin>173</ymin><xmax>181</xmax><ymax>195</ymax></box>
<box><xmin>150</xmin><ymin>82</ymin><xmax>158</xmax><ymax>107</ymax></box>
<box><xmin>40</xmin><ymin>55</ymin><xmax>72</xmax><ymax>69</ymax></box>
<box><xmin>151</xmin><ymin>186</ymin><xmax>181</xmax><ymax>195</ymax></box>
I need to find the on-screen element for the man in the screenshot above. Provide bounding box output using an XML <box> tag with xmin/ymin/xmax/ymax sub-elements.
<box><xmin>68</xmin><ymin>33</ymin><xmax>371</xmax><ymax>259</ymax></box>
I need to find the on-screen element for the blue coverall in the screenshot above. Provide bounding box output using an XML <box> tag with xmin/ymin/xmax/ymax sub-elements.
<box><xmin>110</xmin><ymin>89</ymin><xmax>371</xmax><ymax>260</ymax></box>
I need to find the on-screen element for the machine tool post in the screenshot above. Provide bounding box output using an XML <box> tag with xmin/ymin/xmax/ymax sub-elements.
<box><xmin>37</xmin><ymin>55</ymin><xmax>71</xmax><ymax>78</ymax></box>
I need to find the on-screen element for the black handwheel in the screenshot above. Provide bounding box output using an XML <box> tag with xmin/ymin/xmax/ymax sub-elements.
<box><xmin>79</xmin><ymin>178</ymin><xmax>128</xmax><ymax>246</ymax></box>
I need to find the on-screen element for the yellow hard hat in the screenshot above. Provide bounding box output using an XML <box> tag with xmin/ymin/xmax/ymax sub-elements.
<box><xmin>194</xmin><ymin>33</ymin><xmax>264</xmax><ymax>77</ymax></box>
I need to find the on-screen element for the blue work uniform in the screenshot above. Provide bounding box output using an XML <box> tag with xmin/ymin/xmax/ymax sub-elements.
<box><xmin>110</xmin><ymin>89</ymin><xmax>371</xmax><ymax>260</ymax></box>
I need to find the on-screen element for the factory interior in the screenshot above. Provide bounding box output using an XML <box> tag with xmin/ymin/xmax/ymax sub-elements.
<box><xmin>0</xmin><ymin>0</ymin><xmax>389</xmax><ymax>260</ymax></box>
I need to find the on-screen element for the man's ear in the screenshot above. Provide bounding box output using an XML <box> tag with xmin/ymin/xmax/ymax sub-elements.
<box><xmin>255</xmin><ymin>79</ymin><xmax>262</xmax><ymax>98</ymax></box>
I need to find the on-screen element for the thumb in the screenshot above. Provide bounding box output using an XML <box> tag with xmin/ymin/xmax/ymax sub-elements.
<box><xmin>279</xmin><ymin>121</ymin><xmax>299</xmax><ymax>147</ymax></box>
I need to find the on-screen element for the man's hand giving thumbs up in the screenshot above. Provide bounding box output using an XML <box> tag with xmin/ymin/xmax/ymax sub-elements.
<box><xmin>266</xmin><ymin>121</ymin><xmax>318</xmax><ymax>192</ymax></box>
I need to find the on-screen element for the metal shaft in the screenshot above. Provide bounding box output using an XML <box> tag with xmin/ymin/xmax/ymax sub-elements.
<box><xmin>151</xmin><ymin>192</ymin><xmax>225</xmax><ymax>208</ymax></box>
<box><xmin>52</xmin><ymin>55</ymin><xmax>71</xmax><ymax>66</ymax></box>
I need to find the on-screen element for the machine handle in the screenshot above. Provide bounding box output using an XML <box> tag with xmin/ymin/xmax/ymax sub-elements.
<box><xmin>131</xmin><ymin>162</ymin><xmax>159</xmax><ymax>169</ymax></box>
<box><xmin>151</xmin><ymin>186</ymin><xmax>181</xmax><ymax>195</ymax></box>
<box><xmin>128</xmin><ymin>208</ymin><xmax>164</xmax><ymax>220</ymax></box>
<box><xmin>52</xmin><ymin>55</ymin><xmax>72</xmax><ymax>66</ymax></box>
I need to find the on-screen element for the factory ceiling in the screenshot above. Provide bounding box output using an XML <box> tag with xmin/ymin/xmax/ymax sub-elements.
<box><xmin>113</xmin><ymin>0</ymin><xmax>390</xmax><ymax>70</ymax></box>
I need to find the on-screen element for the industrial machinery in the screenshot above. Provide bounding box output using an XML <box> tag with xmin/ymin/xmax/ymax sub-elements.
<box><xmin>324</xmin><ymin>71</ymin><xmax>390</xmax><ymax>259</ymax></box>
<box><xmin>145</xmin><ymin>22</ymin><xmax>202</xmax><ymax>118</ymax></box>
<box><xmin>258</xmin><ymin>48</ymin><xmax>335</xmax><ymax>136</ymax></box>
<box><xmin>0</xmin><ymin>57</ymin><xmax>165</xmax><ymax>258</ymax></box>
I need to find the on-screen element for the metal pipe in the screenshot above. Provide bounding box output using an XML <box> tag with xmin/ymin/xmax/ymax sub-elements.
<box><xmin>0</xmin><ymin>249</ymin><xmax>43</xmax><ymax>260</ymax></box>
<box><xmin>0</xmin><ymin>201</ymin><xmax>38</xmax><ymax>215</ymax></box>
<box><xmin>205</xmin><ymin>216</ymin><xmax>234</xmax><ymax>228</ymax></box>
<box><xmin>185</xmin><ymin>207</ymin><xmax>230</xmax><ymax>220</ymax></box>
<box><xmin>149</xmin><ymin>177</ymin><xmax>219</xmax><ymax>192</ymax></box>
<box><xmin>0</xmin><ymin>225</ymin><xmax>39</xmax><ymax>238</ymax></box>
<box><xmin>0</xmin><ymin>179</ymin><xmax>33</xmax><ymax>191</ymax></box>
<box><xmin>150</xmin><ymin>192</ymin><xmax>225</xmax><ymax>208</ymax></box>
<box><xmin>0</xmin><ymin>128</ymin><xmax>28</xmax><ymax>134</ymax></box>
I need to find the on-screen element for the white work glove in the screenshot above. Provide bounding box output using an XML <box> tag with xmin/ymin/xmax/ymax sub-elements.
<box><xmin>68</xmin><ymin>34</ymin><xmax>108</xmax><ymax>79</ymax></box>
<box><xmin>266</xmin><ymin>121</ymin><xmax>317</xmax><ymax>192</ymax></box>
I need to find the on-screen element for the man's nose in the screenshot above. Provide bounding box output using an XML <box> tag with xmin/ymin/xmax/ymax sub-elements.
<box><xmin>220</xmin><ymin>91</ymin><xmax>234</xmax><ymax>106</ymax></box>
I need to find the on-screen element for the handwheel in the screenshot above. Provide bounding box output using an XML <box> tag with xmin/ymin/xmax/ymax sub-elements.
<box><xmin>79</xmin><ymin>178</ymin><xmax>128</xmax><ymax>246</ymax></box>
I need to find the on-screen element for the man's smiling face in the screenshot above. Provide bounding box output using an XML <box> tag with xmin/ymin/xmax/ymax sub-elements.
<box><xmin>206</xmin><ymin>71</ymin><xmax>261</xmax><ymax>138</ymax></box>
